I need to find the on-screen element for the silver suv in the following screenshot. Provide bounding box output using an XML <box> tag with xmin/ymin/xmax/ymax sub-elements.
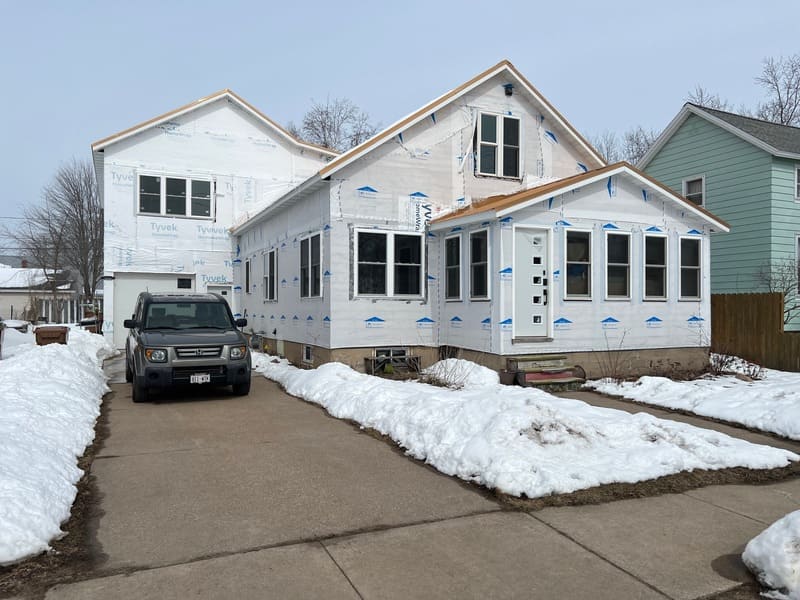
<box><xmin>124</xmin><ymin>293</ymin><xmax>251</xmax><ymax>403</ymax></box>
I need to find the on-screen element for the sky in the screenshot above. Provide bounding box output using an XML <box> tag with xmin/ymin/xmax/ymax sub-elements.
<box><xmin>1</xmin><ymin>0</ymin><xmax>798</xmax><ymax>252</ymax></box>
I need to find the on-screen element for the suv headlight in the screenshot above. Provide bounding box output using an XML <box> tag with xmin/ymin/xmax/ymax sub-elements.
<box><xmin>145</xmin><ymin>348</ymin><xmax>168</xmax><ymax>362</ymax></box>
<box><xmin>230</xmin><ymin>346</ymin><xmax>247</xmax><ymax>360</ymax></box>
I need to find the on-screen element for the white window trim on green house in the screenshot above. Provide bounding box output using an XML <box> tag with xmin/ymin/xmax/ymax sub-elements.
<box><xmin>681</xmin><ymin>175</ymin><xmax>705</xmax><ymax>206</ymax></box>
<box><xmin>795</xmin><ymin>165</ymin><xmax>800</xmax><ymax>200</ymax></box>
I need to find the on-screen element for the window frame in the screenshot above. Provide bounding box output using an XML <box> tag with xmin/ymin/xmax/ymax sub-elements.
<box><xmin>605</xmin><ymin>231</ymin><xmax>631</xmax><ymax>300</ymax></box>
<box><xmin>300</xmin><ymin>233</ymin><xmax>322</xmax><ymax>299</ymax></box>
<box><xmin>678</xmin><ymin>236</ymin><xmax>702</xmax><ymax>300</ymax></box>
<box><xmin>469</xmin><ymin>229</ymin><xmax>490</xmax><ymax>301</ymax></box>
<box><xmin>264</xmin><ymin>249</ymin><xmax>277</xmax><ymax>302</ymax></box>
<box><xmin>795</xmin><ymin>165</ymin><xmax>800</xmax><ymax>200</ymax></box>
<box><xmin>564</xmin><ymin>229</ymin><xmax>593</xmax><ymax>300</ymax></box>
<box><xmin>245</xmin><ymin>259</ymin><xmax>252</xmax><ymax>295</ymax></box>
<box><xmin>444</xmin><ymin>234</ymin><xmax>462</xmax><ymax>301</ymax></box>
<box><xmin>353</xmin><ymin>229</ymin><xmax>425</xmax><ymax>299</ymax></box>
<box><xmin>643</xmin><ymin>233</ymin><xmax>668</xmax><ymax>301</ymax></box>
<box><xmin>475</xmin><ymin>112</ymin><xmax>522</xmax><ymax>179</ymax></box>
<box><xmin>682</xmin><ymin>175</ymin><xmax>705</xmax><ymax>207</ymax></box>
<box><xmin>136</xmin><ymin>172</ymin><xmax>215</xmax><ymax>219</ymax></box>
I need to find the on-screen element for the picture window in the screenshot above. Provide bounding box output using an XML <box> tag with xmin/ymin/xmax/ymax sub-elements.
<box><xmin>355</xmin><ymin>230</ymin><xmax>423</xmax><ymax>297</ymax></box>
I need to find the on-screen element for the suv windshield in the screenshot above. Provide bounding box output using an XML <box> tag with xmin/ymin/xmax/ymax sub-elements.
<box><xmin>144</xmin><ymin>301</ymin><xmax>234</xmax><ymax>330</ymax></box>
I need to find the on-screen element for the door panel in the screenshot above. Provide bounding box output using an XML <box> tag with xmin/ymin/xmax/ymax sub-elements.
<box><xmin>513</xmin><ymin>228</ymin><xmax>549</xmax><ymax>337</ymax></box>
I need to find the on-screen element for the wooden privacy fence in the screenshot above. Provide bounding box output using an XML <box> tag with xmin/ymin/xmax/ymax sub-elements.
<box><xmin>711</xmin><ymin>292</ymin><xmax>800</xmax><ymax>371</ymax></box>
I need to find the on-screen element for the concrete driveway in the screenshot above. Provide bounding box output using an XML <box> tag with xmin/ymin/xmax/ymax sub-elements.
<box><xmin>43</xmin><ymin>362</ymin><xmax>800</xmax><ymax>599</ymax></box>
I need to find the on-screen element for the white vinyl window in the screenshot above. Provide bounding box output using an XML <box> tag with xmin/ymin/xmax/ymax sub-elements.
<box><xmin>445</xmin><ymin>235</ymin><xmax>461</xmax><ymax>300</ymax></box>
<box><xmin>565</xmin><ymin>230</ymin><xmax>592</xmax><ymax>299</ymax></box>
<box><xmin>300</xmin><ymin>233</ymin><xmax>322</xmax><ymax>298</ymax></box>
<box><xmin>644</xmin><ymin>235</ymin><xmax>668</xmax><ymax>300</ymax></box>
<box><xmin>469</xmin><ymin>230</ymin><xmax>489</xmax><ymax>300</ymax></box>
<box><xmin>355</xmin><ymin>230</ymin><xmax>424</xmax><ymax>297</ymax></box>
<box><xmin>138</xmin><ymin>174</ymin><xmax>213</xmax><ymax>218</ymax></box>
<box><xmin>795</xmin><ymin>166</ymin><xmax>800</xmax><ymax>199</ymax></box>
<box><xmin>264</xmin><ymin>249</ymin><xmax>277</xmax><ymax>301</ymax></box>
<box><xmin>679</xmin><ymin>237</ymin><xmax>702</xmax><ymax>300</ymax></box>
<box><xmin>682</xmin><ymin>175</ymin><xmax>705</xmax><ymax>206</ymax></box>
<box><xmin>245</xmin><ymin>259</ymin><xmax>252</xmax><ymax>295</ymax></box>
<box><xmin>605</xmin><ymin>232</ymin><xmax>630</xmax><ymax>299</ymax></box>
<box><xmin>476</xmin><ymin>113</ymin><xmax>521</xmax><ymax>178</ymax></box>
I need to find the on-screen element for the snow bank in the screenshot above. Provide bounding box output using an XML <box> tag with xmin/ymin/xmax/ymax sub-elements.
<box><xmin>0</xmin><ymin>329</ymin><xmax>115</xmax><ymax>565</ymax></box>
<box><xmin>587</xmin><ymin>366</ymin><xmax>800</xmax><ymax>440</ymax></box>
<box><xmin>743</xmin><ymin>511</ymin><xmax>800</xmax><ymax>600</ymax></box>
<box><xmin>253</xmin><ymin>355</ymin><xmax>797</xmax><ymax>498</ymax></box>
<box><xmin>422</xmin><ymin>358</ymin><xmax>499</xmax><ymax>388</ymax></box>
<box><xmin>1</xmin><ymin>327</ymin><xmax>35</xmax><ymax>358</ymax></box>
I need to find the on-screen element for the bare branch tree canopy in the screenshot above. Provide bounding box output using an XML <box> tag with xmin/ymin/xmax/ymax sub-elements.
<box><xmin>288</xmin><ymin>97</ymin><xmax>380</xmax><ymax>152</ymax></box>
<box><xmin>588</xmin><ymin>130</ymin><xmax>622</xmax><ymax>163</ymax></box>
<box><xmin>755</xmin><ymin>54</ymin><xmax>800</xmax><ymax>126</ymax></box>
<box><xmin>5</xmin><ymin>159</ymin><xmax>103</xmax><ymax>306</ymax></box>
<box><xmin>755</xmin><ymin>258</ymin><xmax>800</xmax><ymax>324</ymax></box>
<box><xmin>685</xmin><ymin>85</ymin><xmax>732</xmax><ymax>111</ymax></box>
<box><xmin>622</xmin><ymin>126</ymin><xmax>659</xmax><ymax>165</ymax></box>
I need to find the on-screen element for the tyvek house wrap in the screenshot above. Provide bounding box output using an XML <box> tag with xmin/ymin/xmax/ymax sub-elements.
<box><xmin>99</xmin><ymin>96</ymin><xmax>332</xmax><ymax>348</ymax></box>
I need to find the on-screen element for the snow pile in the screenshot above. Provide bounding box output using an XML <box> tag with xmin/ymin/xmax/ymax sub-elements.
<box><xmin>1</xmin><ymin>327</ymin><xmax>35</xmax><ymax>358</ymax></box>
<box><xmin>0</xmin><ymin>329</ymin><xmax>114</xmax><ymax>565</ymax></box>
<box><xmin>743</xmin><ymin>511</ymin><xmax>800</xmax><ymax>600</ymax></box>
<box><xmin>252</xmin><ymin>355</ymin><xmax>797</xmax><ymax>498</ymax></box>
<box><xmin>422</xmin><ymin>358</ymin><xmax>499</xmax><ymax>388</ymax></box>
<box><xmin>587</xmin><ymin>366</ymin><xmax>800</xmax><ymax>440</ymax></box>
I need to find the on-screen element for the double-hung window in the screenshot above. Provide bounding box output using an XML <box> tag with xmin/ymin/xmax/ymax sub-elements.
<box><xmin>795</xmin><ymin>166</ymin><xmax>800</xmax><ymax>199</ymax></box>
<box><xmin>445</xmin><ymin>235</ymin><xmax>461</xmax><ymax>300</ymax></box>
<box><xmin>476</xmin><ymin>113</ymin><xmax>521</xmax><ymax>178</ymax></box>
<box><xmin>355</xmin><ymin>230</ymin><xmax>423</xmax><ymax>297</ymax></box>
<box><xmin>644</xmin><ymin>235</ymin><xmax>667</xmax><ymax>299</ymax></box>
<box><xmin>682</xmin><ymin>176</ymin><xmax>705</xmax><ymax>206</ymax></box>
<box><xmin>679</xmin><ymin>238</ymin><xmax>701</xmax><ymax>299</ymax></box>
<box><xmin>264</xmin><ymin>249</ymin><xmax>277</xmax><ymax>301</ymax></box>
<box><xmin>138</xmin><ymin>174</ymin><xmax>213</xmax><ymax>218</ymax></box>
<box><xmin>300</xmin><ymin>234</ymin><xmax>322</xmax><ymax>298</ymax></box>
<box><xmin>606</xmin><ymin>232</ymin><xmax>630</xmax><ymax>299</ymax></box>
<box><xmin>565</xmin><ymin>231</ymin><xmax>591</xmax><ymax>298</ymax></box>
<box><xmin>470</xmin><ymin>230</ymin><xmax>489</xmax><ymax>299</ymax></box>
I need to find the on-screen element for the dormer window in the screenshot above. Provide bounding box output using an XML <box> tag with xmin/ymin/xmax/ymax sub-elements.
<box><xmin>476</xmin><ymin>113</ymin><xmax>520</xmax><ymax>179</ymax></box>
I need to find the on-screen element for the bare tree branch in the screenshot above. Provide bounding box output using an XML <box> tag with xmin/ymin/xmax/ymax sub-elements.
<box><xmin>755</xmin><ymin>258</ymin><xmax>800</xmax><ymax>324</ymax></box>
<box><xmin>588</xmin><ymin>130</ymin><xmax>621</xmax><ymax>163</ymax></box>
<box><xmin>622</xmin><ymin>126</ymin><xmax>658</xmax><ymax>165</ymax></box>
<box><xmin>755</xmin><ymin>54</ymin><xmax>800</xmax><ymax>126</ymax></box>
<box><xmin>291</xmin><ymin>97</ymin><xmax>380</xmax><ymax>152</ymax></box>
<box><xmin>686</xmin><ymin>85</ymin><xmax>732</xmax><ymax>111</ymax></box>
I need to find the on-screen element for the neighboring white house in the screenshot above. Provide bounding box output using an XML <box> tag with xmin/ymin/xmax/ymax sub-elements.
<box><xmin>0</xmin><ymin>265</ymin><xmax>82</xmax><ymax>323</ymax></box>
<box><xmin>230</xmin><ymin>60</ymin><xmax>729</xmax><ymax>375</ymax></box>
<box><xmin>91</xmin><ymin>90</ymin><xmax>337</xmax><ymax>348</ymax></box>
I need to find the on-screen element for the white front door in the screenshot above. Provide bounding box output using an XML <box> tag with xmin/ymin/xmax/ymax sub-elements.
<box><xmin>513</xmin><ymin>227</ymin><xmax>550</xmax><ymax>338</ymax></box>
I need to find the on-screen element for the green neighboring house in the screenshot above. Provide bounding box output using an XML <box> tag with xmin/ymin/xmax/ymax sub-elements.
<box><xmin>639</xmin><ymin>104</ymin><xmax>800</xmax><ymax>327</ymax></box>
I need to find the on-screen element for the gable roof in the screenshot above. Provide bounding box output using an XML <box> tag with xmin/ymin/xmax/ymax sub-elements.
<box><xmin>639</xmin><ymin>103</ymin><xmax>800</xmax><ymax>167</ymax></box>
<box><xmin>318</xmin><ymin>59</ymin><xmax>605</xmax><ymax>178</ymax></box>
<box><xmin>91</xmin><ymin>89</ymin><xmax>338</xmax><ymax>156</ymax></box>
<box><xmin>430</xmin><ymin>161</ymin><xmax>730</xmax><ymax>232</ymax></box>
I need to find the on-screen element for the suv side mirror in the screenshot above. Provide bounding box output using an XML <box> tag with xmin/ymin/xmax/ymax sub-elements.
<box><xmin>123</xmin><ymin>319</ymin><xmax>139</xmax><ymax>329</ymax></box>
<box><xmin>235</xmin><ymin>318</ymin><xmax>247</xmax><ymax>327</ymax></box>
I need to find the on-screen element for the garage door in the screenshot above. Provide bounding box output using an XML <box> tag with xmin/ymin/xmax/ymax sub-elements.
<box><xmin>112</xmin><ymin>273</ymin><xmax>195</xmax><ymax>348</ymax></box>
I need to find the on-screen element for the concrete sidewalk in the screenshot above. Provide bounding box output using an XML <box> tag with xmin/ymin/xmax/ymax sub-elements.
<box><xmin>43</xmin><ymin>368</ymin><xmax>799</xmax><ymax>599</ymax></box>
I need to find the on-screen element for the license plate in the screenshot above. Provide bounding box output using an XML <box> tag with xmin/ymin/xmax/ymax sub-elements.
<box><xmin>190</xmin><ymin>373</ymin><xmax>211</xmax><ymax>384</ymax></box>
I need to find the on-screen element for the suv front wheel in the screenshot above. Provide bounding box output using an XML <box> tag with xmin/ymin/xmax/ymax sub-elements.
<box><xmin>232</xmin><ymin>378</ymin><xmax>251</xmax><ymax>396</ymax></box>
<box><xmin>132</xmin><ymin>380</ymin><xmax>150</xmax><ymax>403</ymax></box>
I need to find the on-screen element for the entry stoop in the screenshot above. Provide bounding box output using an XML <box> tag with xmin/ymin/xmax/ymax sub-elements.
<box><xmin>505</xmin><ymin>355</ymin><xmax>585</xmax><ymax>391</ymax></box>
